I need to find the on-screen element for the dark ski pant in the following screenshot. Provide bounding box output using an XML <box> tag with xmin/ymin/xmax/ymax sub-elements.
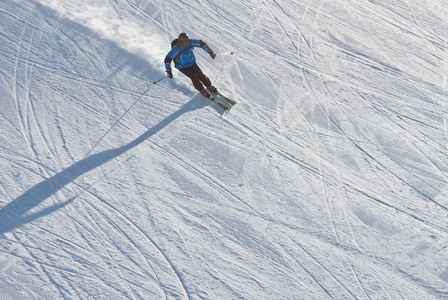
<box><xmin>180</xmin><ymin>63</ymin><xmax>212</xmax><ymax>91</ymax></box>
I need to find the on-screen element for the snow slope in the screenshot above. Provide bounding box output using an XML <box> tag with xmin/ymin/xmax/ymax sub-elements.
<box><xmin>1</xmin><ymin>0</ymin><xmax>448</xmax><ymax>299</ymax></box>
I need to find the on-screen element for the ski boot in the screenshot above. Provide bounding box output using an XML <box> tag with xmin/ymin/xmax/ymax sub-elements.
<box><xmin>200</xmin><ymin>88</ymin><xmax>213</xmax><ymax>100</ymax></box>
<box><xmin>207</xmin><ymin>85</ymin><xmax>218</xmax><ymax>93</ymax></box>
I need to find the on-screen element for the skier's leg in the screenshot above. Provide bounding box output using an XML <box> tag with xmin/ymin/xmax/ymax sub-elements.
<box><xmin>191</xmin><ymin>64</ymin><xmax>212</xmax><ymax>88</ymax></box>
<box><xmin>180</xmin><ymin>65</ymin><xmax>204</xmax><ymax>91</ymax></box>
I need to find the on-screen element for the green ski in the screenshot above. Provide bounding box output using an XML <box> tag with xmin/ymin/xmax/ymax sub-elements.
<box><xmin>215</xmin><ymin>91</ymin><xmax>237</xmax><ymax>106</ymax></box>
<box><xmin>204</xmin><ymin>94</ymin><xmax>229</xmax><ymax>111</ymax></box>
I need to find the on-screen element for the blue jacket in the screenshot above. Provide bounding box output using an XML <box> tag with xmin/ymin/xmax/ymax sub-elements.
<box><xmin>164</xmin><ymin>39</ymin><xmax>212</xmax><ymax>70</ymax></box>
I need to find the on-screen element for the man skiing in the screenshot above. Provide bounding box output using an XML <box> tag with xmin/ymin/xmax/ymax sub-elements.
<box><xmin>164</xmin><ymin>33</ymin><xmax>218</xmax><ymax>98</ymax></box>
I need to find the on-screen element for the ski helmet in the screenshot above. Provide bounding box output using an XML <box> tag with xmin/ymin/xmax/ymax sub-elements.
<box><xmin>178</xmin><ymin>33</ymin><xmax>189</xmax><ymax>41</ymax></box>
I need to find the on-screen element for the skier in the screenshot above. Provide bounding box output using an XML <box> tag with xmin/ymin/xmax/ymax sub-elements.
<box><xmin>164</xmin><ymin>33</ymin><xmax>218</xmax><ymax>98</ymax></box>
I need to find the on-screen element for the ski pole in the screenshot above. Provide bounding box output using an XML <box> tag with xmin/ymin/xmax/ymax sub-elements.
<box><xmin>216</xmin><ymin>52</ymin><xmax>234</xmax><ymax>56</ymax></box>
<box><xmin>153</xmin><ymin>76</ymin><xmax>168</xmax><ymax>84</ymax></box>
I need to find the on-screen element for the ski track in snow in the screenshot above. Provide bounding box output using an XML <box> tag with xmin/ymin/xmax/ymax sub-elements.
<box><xmin>1</xmin><ymin>0</ymin><xmax>448</xmax><ymax>299</ymax></box>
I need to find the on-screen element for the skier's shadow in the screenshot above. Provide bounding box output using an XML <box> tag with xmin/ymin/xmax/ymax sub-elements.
<box><xmin>0</xmin><ymin>98</ymin><xmax>207</xmax><ymax>235</ymax></box>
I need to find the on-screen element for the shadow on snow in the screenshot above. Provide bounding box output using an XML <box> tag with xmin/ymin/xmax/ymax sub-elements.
<box><xmin>0</xmin><ymin>98</ymin><xmax>207</xmax><ymax>235</ymax></box>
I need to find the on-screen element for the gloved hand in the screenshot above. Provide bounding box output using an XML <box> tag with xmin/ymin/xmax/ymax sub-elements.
<box><xmin>166</xmin><ymin>69</ymin><xmax>173</xmax><ymax>78</ymax></box>
<box><xmin>209</xmin><ymin>50</ymin><xmax>216</xmax><ymax>59</ymax></box>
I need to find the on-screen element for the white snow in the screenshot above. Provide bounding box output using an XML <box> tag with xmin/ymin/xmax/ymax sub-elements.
<box><xmin>1</xmin><ymin>0</ymin><xmax>448</xmax><ymax>299</ymax></box>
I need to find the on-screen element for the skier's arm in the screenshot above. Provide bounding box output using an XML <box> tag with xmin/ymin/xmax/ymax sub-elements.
<box><xmin>191</xmin><ymin>39</ymin><xmax>216</xmax><ymax>59</ymax></box>
<box><xmin>164</xmin><ymin>47</ymin><xmax>179</xmax><ymax>71</ymax></box>
<box><xmin>164</xmin><ymin>56</ymin><xmax>173</xmax><ymax>78</ymax></box>
<box><xmin>164</xmin><ymin>47</ymin><xmax>179</xmax><ymax>78</ymax></box>
<box><xmin>164</xmin><ymin>56</ymin><xmax>172</xmax><ymax>71</ymax></box>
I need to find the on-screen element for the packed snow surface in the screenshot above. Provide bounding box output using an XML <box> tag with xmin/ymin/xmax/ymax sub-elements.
<box><xmin>1</xmin><ymin>0</ymin><xmax>448</xmax><ymax>299</ymax></box>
